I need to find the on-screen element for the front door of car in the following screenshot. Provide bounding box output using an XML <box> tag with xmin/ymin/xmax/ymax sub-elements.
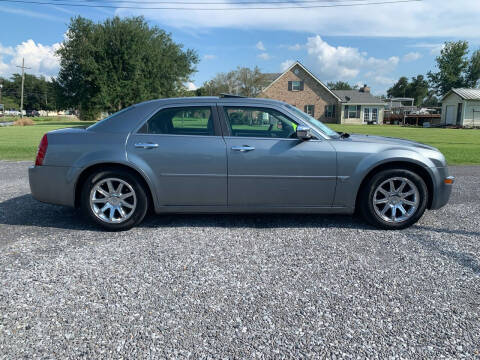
<box><xmin>127</xmin><ymin>104</ymin><xmax>227</xmax><ymax>206</ymax></box>
<box><xmin>219</xmin><ymin>105</ymin><xmax>337</xmax><ymax>207</ymax></box>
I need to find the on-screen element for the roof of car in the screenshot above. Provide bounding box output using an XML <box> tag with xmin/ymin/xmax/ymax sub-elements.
<box><xmin>135</xmin><ymin>96</ymin><xmax>287</xmax><ymax>107</ymax></box>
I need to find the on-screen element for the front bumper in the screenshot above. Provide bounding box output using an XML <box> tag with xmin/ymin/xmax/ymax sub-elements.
<box><xmin>429</xmin><ymin>166</ymin><xmax>454</xmax><ymax>210</ymax></box>
<box><xmin>29</xmin><ymin>165</ymin><xmax>76</xmax><ymax>207</ymax></box>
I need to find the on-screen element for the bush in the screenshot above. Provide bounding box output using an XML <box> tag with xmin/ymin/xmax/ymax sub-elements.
<box><xmin>13</xmin><ymin>118</ymin><xmax>35</xmax><ymax>126</ymax></box>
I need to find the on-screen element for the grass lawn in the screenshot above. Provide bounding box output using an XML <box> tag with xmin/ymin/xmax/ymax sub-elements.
<box><xmin>0</xmin><ymin>117</ymin><xmax>94</xmax><ymax>161</ymax></box>
<box><xmin>0</xmin><ymin>117</ymin><xmax>478</xmax><ymax>165</ymax></box>
<box><xmin>329</xmin><ymin>125</ymin><xmax>480</xmax><ymax>165</ymax></box>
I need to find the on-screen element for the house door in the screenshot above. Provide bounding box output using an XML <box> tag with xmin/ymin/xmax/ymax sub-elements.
<box><xmin>456</xmin><ymin>103</ymin><xmax>463</xmax><ymax>126</ymax></box>
<box><xmin>445</xmin><ymin>105</ymin><xmax>456</xmax><ymax>125</ymax></box>
<box><xmin>363</xmin><ymin>107</ymin><xmax>378</xmax><ymax>123</ymax></box>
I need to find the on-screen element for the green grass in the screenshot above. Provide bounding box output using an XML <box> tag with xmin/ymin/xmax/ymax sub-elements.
<box><xmin>0</xmin><ymin>118</ymin><xmax>94</xmax><ymax>161</ymax></box>
<box><xmin>329</xmin><ymin>125</ymin><xmax>480</xmax><ymax>165</ymax></box>
<box><xmin>0</xmin><ymin>118</ymin><xmax>479</xmax><ymax>165</ymax></box>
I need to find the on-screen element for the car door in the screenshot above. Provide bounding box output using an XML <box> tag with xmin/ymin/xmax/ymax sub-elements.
<box><xmin>127</xmin><ymin>104</ymin><xmax>227</xmax><ymax>206</ymax></box>
<box><xmin>219</xmin><ymin>104</ymin><xmax>337</xmax><ymax>207</ymax></box>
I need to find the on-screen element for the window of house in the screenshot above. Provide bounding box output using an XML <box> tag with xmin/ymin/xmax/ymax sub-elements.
<box><xmin>304</xmin><ymin>105</ymin><xmax>315</xmax><ymax>117</ymax></box>
<box><xmin>324</xmin><ymin>104</ymin><xmax>336</xmax><ymax>118</ymax></box>
<box><xmin>138</xmin><ymin>107</ymin><xmax>214</xmax><ymax>136</ymax></box>
<box><xmin>345</xmin><ymin>105</ymin><xmax>361</xmax><ymax>119</ymax></box>
<box><xmin>224</xmin><ymin>107</ymin><xmax>298</xmax><ymax>139</ymax></box>
<box><xmin>288</xmin><ymin>81</ymin><xmax>303</xmax><ymax>91</ymax></box>
<box><xmin>372</xmin><ymin>108</ymin><xmax>378</xmax><ymax>121</ymax></box>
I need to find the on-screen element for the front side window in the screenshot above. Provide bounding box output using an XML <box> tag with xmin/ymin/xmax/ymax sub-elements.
<box><xmin>138</xmin><ymin>107</ymin><xmax>214</xmax><ymax>136</ymax></box>
<box><xmin>224</xmin><ymin>107</ymin><xmax>298</xmax><ymax>139</ymax></box>
<box><xmin>292</xmin><ymin>81</ymin><xmax>302</xmax><ymax>91</ymax></box>
<box><xmin>372</xmin><ymin>108</ymin><xmax>378</xmax><ymax>121</ymax></box>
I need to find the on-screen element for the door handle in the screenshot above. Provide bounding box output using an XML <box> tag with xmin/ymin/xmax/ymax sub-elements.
<box><xmin>231</xmin><ymin>145</ymin><xmax>255</xmax><ymax>152</ymax></box>
<box><xmin>135</xmin><ymin>142</ymin><xmax>159</xmax><ymax>149</ymax></box>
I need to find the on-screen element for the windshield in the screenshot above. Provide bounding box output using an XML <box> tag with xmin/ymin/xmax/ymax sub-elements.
<box><xmin>284</xmin><ymin>104</ymin><xmax>339</xmax><ymax>138</ymax></box>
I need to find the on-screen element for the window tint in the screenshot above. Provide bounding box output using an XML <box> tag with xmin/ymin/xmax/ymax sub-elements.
<box><xmin>138</xmin><ymin>107</ymin><xmax>214</xmax><ymax>136</ymax></box>
<box><xmin>224</xmin><ymin>107</ymin><xmax>298</xmax><ymax>139</ymax></box>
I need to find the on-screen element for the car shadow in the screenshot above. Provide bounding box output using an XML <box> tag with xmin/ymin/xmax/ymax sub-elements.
<box><xmin>0</xmin><ymin>194</ymin><xmax>372</xmax><ymax>231</ymax></box>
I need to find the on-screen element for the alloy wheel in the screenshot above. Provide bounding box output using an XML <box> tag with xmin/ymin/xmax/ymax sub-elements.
<box><xmin>89</xmin><ymin>178</ymin><xmax>137</xmax><ymax>224</ymax></box>
<box><xmin>372</xmin><ymin>177</ymin><xmax>420</xmax><ymax>223</ymax></box>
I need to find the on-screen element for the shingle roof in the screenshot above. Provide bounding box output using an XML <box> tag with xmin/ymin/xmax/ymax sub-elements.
<box><xmin>443</xmin><ymin>88</ymin><xmax>480</xmax><ymax>101</ymax></box>
<box><xmin>333</xmin><ymin>90</ymin><xmax>385</xmax><ymax>105</ymax></box>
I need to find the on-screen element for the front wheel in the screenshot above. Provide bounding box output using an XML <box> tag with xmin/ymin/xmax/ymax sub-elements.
<box><xmin>81</xmin><ymin>169</ymin><xmax>148</xmax><ymax>231</ymax></box>
<box><xmin>359</xmin><ymin>169</ymin><xmax>428</xmax><ymax>230</ymax></box>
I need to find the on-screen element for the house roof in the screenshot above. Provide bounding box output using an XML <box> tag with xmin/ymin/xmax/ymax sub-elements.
<box><xmin>261</xmin><ymin>61</ymin><xmax>342</xmax><ymax>101</ymax></box>
<box><xmin>333</xmin><ymin>90</ymin><xmax>385</xmax><ymax>105</ymax></box>
<box><xmin>442</xmin><ymin>88</ymin><xmax>480</xmax><ymax>101</ymax></box>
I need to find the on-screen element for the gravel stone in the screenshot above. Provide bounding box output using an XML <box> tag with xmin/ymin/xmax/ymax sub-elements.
<box><xmin>0</xmin><ymin>161</ymin><xmax>479</xmax><ymax>358</ymax></box>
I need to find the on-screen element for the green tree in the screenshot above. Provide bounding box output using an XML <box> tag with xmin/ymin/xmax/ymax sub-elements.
<box><xmin>427</xmin><ymin>40</ymin><xmax>480</xmax><ymax>96</ymax></box>
<box><xmin>201</xmin><ymin>66</ymin><xmax>267</xmax><ymax>97</ymax></box>
<box><xmin>326</xmin><ymin>81</ymin><xmax>358</xmax><ymax>90</ymax></box>
<box><xmin>1</xmin><ymin>74</ymin><xmax>56</xmax><ymax>111</ymax></box>
<box><xmin>387</xmin><ymin>75</ymin><xmax>429</xmax><ymax>106</ymax></box>
<box><xmin>55</xmin><ymin>16</ymin><xmax>198</xmax><ymax>120</ymax></box>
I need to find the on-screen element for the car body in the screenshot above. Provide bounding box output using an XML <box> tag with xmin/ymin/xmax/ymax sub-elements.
<box><xmin>26</xmin><ymin>110</ymin><xmax>40</xmax><ymax>117</ymax></box>
<box><xmin>29</xmin><ymin>96</ymin><xmax>454</xmax><ymax>230</ymax></box>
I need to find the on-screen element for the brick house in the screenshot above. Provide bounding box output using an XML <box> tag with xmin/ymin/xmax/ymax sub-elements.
<box><xmin>261</xmin><ymin>61</ymin><xmax>385</xmax><ymax>124</ymax></box>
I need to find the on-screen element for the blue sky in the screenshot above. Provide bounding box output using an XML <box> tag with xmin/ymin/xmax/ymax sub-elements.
<box><xmin>1</xmin><ymin>0</ymin><xmax>480</xmax><ymax>95</ymax></box>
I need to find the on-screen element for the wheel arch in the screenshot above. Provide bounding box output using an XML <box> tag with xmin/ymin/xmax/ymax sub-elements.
<box><xmin>354</xmin><ymin>161</ymin><xmax>434</xmax><ymax>211</ymax></box>
<box><xmin>74</xmin><ymin>162</ymin><xmax>155</xmax><ymax>210</ymax></box>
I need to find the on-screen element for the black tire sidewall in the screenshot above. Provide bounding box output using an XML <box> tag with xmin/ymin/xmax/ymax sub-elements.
<box><xmin>81</xmin><ymin>169</ymin><xmax>148</xmax><ymax>231</ymax></box>
<box><xmin>360</xmin><ymin>169</ymin><xmax>428</xmax><ymax>230</ymax></box>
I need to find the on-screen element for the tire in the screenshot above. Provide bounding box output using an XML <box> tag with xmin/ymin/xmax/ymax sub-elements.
<box><xmin>358</xmin><ymin>169</ymin><xmax>428</xmax><ymax>230</ymax></box>
<box><xmin>81</xmin><ymin>168</ymin><xmax>148</xmax><ymax>231</ymax></box>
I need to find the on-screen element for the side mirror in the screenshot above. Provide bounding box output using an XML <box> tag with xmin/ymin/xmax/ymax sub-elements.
<box><xmin>296</xmin><ymin>125</ymin><xmax>312</xmax><ymax>140</ymax></box>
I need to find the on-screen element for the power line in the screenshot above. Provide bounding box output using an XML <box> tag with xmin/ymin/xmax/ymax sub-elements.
<box><xmin>0</xmin><ymin>0</ymin><xmax>422</xmax><ymax>10</ymax></box>
<box><xmin>15</xmin><ymin>0</ymin><xmax>409</xmax><ymax>4</ymax></box>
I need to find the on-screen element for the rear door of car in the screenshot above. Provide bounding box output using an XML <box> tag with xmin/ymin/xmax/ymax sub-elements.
<box><xmin>218</xmin><ymin>102</ymin><xmax>337</xmax><ymax>208</ymax></box>
<box><xmin>126</xmin><ymin>102</ymin><xmax>227</xmax><ymax>206</ymax></box>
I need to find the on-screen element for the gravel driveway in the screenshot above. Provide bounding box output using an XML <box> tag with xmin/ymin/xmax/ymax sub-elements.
<box><xmin>0</xmin><ymin>161</ymin><xmax>479</xmax><ymax>359</ymax></box>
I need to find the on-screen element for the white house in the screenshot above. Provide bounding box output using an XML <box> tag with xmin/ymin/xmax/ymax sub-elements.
<box><xmin>441</xmin><ymin>88</ymin><xmax>480</xmax><ymax>127</ymax></box>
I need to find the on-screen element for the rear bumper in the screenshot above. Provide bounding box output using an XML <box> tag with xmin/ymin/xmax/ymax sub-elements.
<box><xmin>429</xmin><ymin>166</ymin><xmax>454</xmax><ymax>210</ymax></box>
<box><xmin>28</xmin><ymin>165</ymin><xmax>76</xmax><ymax>207</ymax></box>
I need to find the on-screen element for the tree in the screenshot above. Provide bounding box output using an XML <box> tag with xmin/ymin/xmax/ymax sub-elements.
<box><xmin>427</xmin><ymin>40</ymin><xmax>480</xmax><ymax>96</ymax></box>
<box><xmin>1</xmin><ymin>74</ymin><xmax>56</xmax><ymax>111</ymax></box>
<box><xmin>326</xmin><ymin>81</ymin><xmax>358</xmax><ymax>90</ymax></box>
<box><xmin>387</xmin><ymin>75</ymin><xmax>429</xmax><ymax>106</ymax></box>
<box><xmin>55</xmin><ymin>16</ymin><xmax>198</xmax><ymax>120</ymax></box>
<box><xmin>201</xmin><ymin>66</ymin><xmax>267</xmax><ymax>97</ymax></box>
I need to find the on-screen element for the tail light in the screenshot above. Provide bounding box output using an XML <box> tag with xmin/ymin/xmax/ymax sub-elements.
<box><xmin>35</xmin><ymin>134</ymin><xmax>48</xmax><ymax>166</ymax></box>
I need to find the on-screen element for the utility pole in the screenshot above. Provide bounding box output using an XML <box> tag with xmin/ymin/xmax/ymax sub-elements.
<box><xmin>16</xmin><ymin>58</ymin><xmax>30</xmax><ymax>118</ymax></box>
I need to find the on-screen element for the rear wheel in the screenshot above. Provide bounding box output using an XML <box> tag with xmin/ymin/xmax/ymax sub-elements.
<box><xmin>359</xmin><ymin>169</ymin><xmax>428</xmax><ymax>229</ymax></box>
<box><xmin>81</xmin><ymin>169</ymin><xmax>148</xmax><ymax>231</ymax></box>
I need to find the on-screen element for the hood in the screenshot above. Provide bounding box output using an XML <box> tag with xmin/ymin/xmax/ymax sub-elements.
<box><xmin>346</xmin><ymin>134</ymin><xmax>438</xmax><ymax>151</ymax></box>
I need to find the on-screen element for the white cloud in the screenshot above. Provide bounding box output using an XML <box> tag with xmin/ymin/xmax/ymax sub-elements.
<box><xmin>186</xmin><ymin>82</ymin><xmax>197</xmax><ymax>91</ymax></box>
<box><xmin>403</xmin><ymin>52</ymin><xmax>422</xmax><ymax>62</ymax></box>
<box><xmin>203</xmin><ymin>54</ymin><xmax>216</xmax><ymax>60</ymax></box>
<box><xmin>0</xmin><ymin>40</ymin><xmax>61</xmax><ymax>79</ymax></box>
<box><xmin>115</xmin><ymin>0</ymin><xmax>480</xmax><ymax>38</ymax></box>
<box><xmin>410</xmin><ymin>42</ymin><xmax>445</xmax><ymax>55</ymax></box>
<box><xmin>256</xmin><ymin>41</ymin><xmax>266</xmax><ymax>51</ymax></box>
<box><xmin>305</xmin><ymin>35</ymin><xmax>399</xmax><ymax>81</ymax></box>
<box><xmin>0</xmin><ymin>45</ymin><xmax>14</xmax><ymax>56</ymax></box>
<box><xmin>258</xmin><ymin>52</ymin><xmax>271</xmax><ymax>60</ymax></box>
<box><xmin>288</xmin><ymin>44</ymin><xmax>302</xmax><ymax>51</ymax></box>
<box><xmin>280</xmin><ymin>59</ymin><xmax>295</xmax><ymax>71</ymax></box>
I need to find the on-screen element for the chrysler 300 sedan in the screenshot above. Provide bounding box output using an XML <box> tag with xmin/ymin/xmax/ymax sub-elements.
<box><xmin>29</xmin><ymin>96</ymin><xmax>454</xmax><ymax>231</ymax></box>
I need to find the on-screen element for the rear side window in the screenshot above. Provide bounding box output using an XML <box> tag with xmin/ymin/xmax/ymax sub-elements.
<box><xmin>138</xmin><ymin>107</ymin><xmax>214</xmax><ymax>136</ymax></box>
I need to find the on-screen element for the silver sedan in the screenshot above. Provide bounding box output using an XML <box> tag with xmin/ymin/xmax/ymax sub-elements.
<box><xmin>29</xmin><ymin>96</ymin><xmax>454</xmax><ymax>230</ymax></box>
